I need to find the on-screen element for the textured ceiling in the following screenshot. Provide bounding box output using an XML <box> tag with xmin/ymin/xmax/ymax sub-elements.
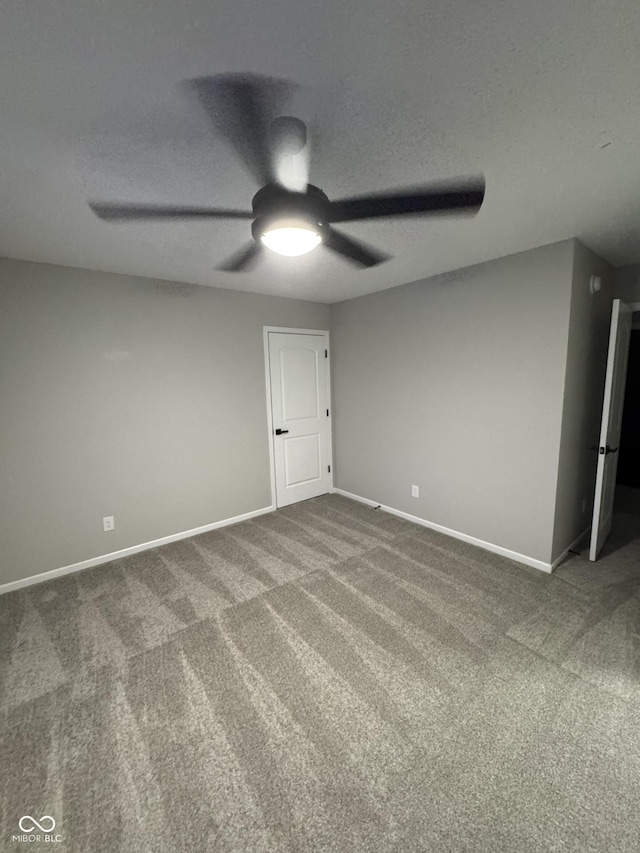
<box><xmin>1</xmin><ymin>0</ymin><xmax>640</xmax><ymax>302</ymax></box>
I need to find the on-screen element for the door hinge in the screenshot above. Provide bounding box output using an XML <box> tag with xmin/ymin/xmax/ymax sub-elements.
<box><xmin>325</xmin><ymin>349</ymin><xmax>328</xmax><ymax>358</ymax></box>
<box><xmin>328</xmin><ymin>465</ymin><xmax>331</xmax><ymax>473</ymax></box>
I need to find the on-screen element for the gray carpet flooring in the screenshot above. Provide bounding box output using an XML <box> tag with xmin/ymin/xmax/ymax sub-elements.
<box><xmin>1</xmin><ymin>491</ymin><xmax>640</xmax><ymax>852</ymax></box>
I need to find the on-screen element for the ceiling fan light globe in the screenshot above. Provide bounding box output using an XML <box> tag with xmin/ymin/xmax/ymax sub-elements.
<box><xmin>260</xmin><ymin>222</ymin><xmax>322</xmax><ymax>257</ymax></box>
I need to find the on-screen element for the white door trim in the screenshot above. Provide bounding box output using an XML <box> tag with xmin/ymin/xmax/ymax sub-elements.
<box><xmin>263</xmin><ymin>326</ymin><xmax>333</xmax><ymax>508</ymax></box>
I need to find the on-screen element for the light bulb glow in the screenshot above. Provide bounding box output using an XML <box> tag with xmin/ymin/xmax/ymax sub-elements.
<box><xmin>261</xmin><ymin>222</ymin><xmax>322</xmax><ymax>257</ymax></box>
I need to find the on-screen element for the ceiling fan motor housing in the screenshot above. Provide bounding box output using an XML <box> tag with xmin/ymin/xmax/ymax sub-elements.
<box><xmin>250</xmin><ymin>183</ymin><xmax>331</xmax><ymax>242</ymax></box>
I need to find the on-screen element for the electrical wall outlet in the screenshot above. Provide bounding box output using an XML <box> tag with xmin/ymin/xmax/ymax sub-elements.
<box><xmin>411</xmin><ymin>485</ymin><xmax>420</xmax><ymax>498</ymax></box>
<box><xmin>103</xmin><ymin>516</ymin><xmax>115</xmax><ymax>532</ymax></box>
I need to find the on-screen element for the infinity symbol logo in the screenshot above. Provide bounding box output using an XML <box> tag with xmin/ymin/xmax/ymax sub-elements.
<box><xmin>19</xmin><ymin>815</ymin><xmax>56</xmax><ymax>833</ymax></box>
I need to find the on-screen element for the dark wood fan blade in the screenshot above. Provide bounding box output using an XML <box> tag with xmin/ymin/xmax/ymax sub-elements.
<box><xmin>90</xmin><ymin>203</ymin><xmax>253</xmax><ymax>221</ymax></box>
<box><xmin>325</xmin><ymin>228</ymin><xmax>389</xmax><ymax>267</ymax></box>
<box><xmin>188</xmin><ymin>73</ymin><xmax>297</xmax><ymax>187</ymax></box>
<box><xmin>328</xmin><ymin>180</ymin><xmax>485</xmax><ymax>223</ymax></box>
<box><xmin>217</xmin><ymin>242</ymin><xmax>262</xmax><ymax>272</ymax></box>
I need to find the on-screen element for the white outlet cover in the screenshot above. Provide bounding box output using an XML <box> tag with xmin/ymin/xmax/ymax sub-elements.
<box><xmin>103</xmin><ymin>516</ymin><xmax>115</xmax><ymax>531</ymax></box>
<box><xmin>411</xmin><ymin>485</ymin><xmax>419</xmax><ymax>498</ymax></box>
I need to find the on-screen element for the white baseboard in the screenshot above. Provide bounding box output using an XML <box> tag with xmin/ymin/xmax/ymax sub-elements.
<box><xmin>332</xmin><ymin>488</ymin><xmax>554</xmax><ymax>573</ymax></box>
<box><xmin>5</xmin><ymin>491</ymin><xmax>578</xmax><ymax>596</ymax></box>
<box><xmin>550</xmin><ymin>526</ymin><xmax>590</xmax><ymax>571</ymax></box>
<box><xmin>0</xmin><ymin>504</ymin><xmax>275</xmax><ymax>596</ymax></box>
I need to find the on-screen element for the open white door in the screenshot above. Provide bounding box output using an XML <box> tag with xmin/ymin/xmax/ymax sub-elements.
<box><xmin>589</xmin><ymin>299</ymin><xmax>632</xmax><ymax>561</ymax></box>
<box><xmin>267</xmin><ymin>331</ymin><xmax>332</xmax><ymax>508</ymax></box>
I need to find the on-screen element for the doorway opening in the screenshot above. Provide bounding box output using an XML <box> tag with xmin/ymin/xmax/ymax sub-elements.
<box><xmin>616</xmin><ymin>321</ymin><xmax>640</xmax><ymax>489</ymax></box>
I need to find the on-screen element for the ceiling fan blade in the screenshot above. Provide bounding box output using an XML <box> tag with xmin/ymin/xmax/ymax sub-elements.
<box><xmin>325</xmin><ymin>228</ymin><xmax>389</xmax><ymax>268</ymax></box>
<box><xmin>188</xmin><ymin>73</ymin><xmax>297</xmax><ymax>187</ymax></box>
<box><xmin>90</xmin><ymin>203</ymin><xmax>253</xmax><ymax>221</ymax></box>
<box><xmin>217</xmin><ymin>241</ymin><xmax>262</xmax><ymax>272</ymax></box>
<box><xmin>328</xmin><ymin>179</ymin><xmax>485</xmax><ymax>223</ymax></box>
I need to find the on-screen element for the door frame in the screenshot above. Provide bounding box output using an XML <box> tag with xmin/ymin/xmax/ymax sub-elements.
<box><xmin>263</xmin><ymin>326</ymin><xmax>333</xmax><ymax>509</ymax></box>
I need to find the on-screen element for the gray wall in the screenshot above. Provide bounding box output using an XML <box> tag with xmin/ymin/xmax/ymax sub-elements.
<box><xmin>551</xmin><ymin>242</ymin><xmax>613</xmax><ymax>560</ymax></box>
<box><xmin>330</xmin><ymin>241</ymin><xmax>576</xmax><ymax>564</ymax></box>
<box><xmin>0</xmin><ymin>258</ymin><xmax>329</xmax><ymax>585</ymax></box>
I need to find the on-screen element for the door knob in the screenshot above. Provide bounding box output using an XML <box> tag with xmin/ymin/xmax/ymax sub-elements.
<box><xmin>275</xmin><ymin>429</ymin><xmax>289</xmax><ymax>435</ymax></box>
<box><xmin>599</xmin><ymin>445</ymin><xmax>618</xmax><ymax>455</ymax></box>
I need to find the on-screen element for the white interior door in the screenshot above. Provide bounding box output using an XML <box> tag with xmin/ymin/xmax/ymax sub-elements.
<box><xmin>268</xmin><ymin>331</ymin><xmax>331</xmax><ymax>507</ymax></box>
<box><xmin>589</xmin><ymin>299</ymin><xmax>632</xmax><ymax>561</ymax></box>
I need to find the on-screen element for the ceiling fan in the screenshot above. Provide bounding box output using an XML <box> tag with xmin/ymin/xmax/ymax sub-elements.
<box><xmin>89</xmin><ymin>73</ymin><xmax>485</xmax><ymax>272</ymax></box>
